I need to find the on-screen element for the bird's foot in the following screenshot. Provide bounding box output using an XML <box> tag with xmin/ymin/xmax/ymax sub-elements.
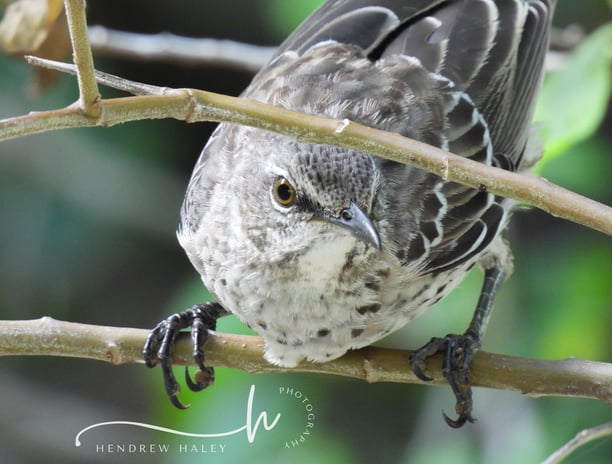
<box><xmin>143</xmin><ymin>302</ymin><xmax>226</xmax><ymax>409</ymax></box>
<box><xmin>410</xmin><ymin>330</ymin><xmax>480</xmax><ymax>428</ymax></box>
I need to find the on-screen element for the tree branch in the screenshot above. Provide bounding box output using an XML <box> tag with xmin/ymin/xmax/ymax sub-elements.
<box><xmin>88</xmin><ymin>25</ymin><xmax>275</xmax><ymax>72</ymax></box>
<box><xmin>541</xmin><ymin>422</ymin><xmax>612</xmax><ymax>464</ymax></box>
<box><xmin>63</xmin><ymin>0</ymin><xmax>100</xmax><ymax>115</ymax></box>
<box><xmin>1</xmin><ymin>318</ymin><xmax>611</xmax><ymax>404</ymax></box>
<box><xmin>2</xmin><ymin>57</ymin><xmax>611</xmax><ymax>236</ymax></box>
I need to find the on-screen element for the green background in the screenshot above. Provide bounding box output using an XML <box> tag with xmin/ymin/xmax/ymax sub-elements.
<box><xmin>0</xmin><ymin>1</ymin><xmax>610</xmax><ymax>463</ymax></box>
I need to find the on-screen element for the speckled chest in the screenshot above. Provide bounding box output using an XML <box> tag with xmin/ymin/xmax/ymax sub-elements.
<box><xmin>200</xmin><ymin>232</ymin><xmax>470</xmax><ymax>368</ymax></box>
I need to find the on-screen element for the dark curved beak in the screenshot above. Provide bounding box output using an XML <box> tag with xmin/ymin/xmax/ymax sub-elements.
<box><xmin>316</xmin><ymin>201</ymin><xmax>381</xmax><ymax>250</ymax></box>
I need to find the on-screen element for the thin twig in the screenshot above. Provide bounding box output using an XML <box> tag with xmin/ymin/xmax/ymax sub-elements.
<box><xmin>88</xmin><ymin>25</ymin><xmax>275</xmax><ymax>72</ymax></box>
<box><xmin>3</xmin><ymin>58</ymin><xmax>612</xmax><ymax>236</ymax></box>
<box><xmin>64</xmin><ymin>0</ymin><xmax>100</xmax><ymax>115</ymax></box>
<box><xmin>541</xmin><ymin>422</ymin><xmax>612</xmax><ymax>464</ymax></box>
<box><xmin>25</xmin><ymin>55</ymin><xmax>168</xmax><ymax>96</ymax></box>
<box><xmin>1</xmin><ymin>318</ymin><xmax>611</xmax><ymax>404</ymax></box>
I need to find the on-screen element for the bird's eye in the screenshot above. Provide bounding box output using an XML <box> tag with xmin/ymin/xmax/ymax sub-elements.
<box><xmin>272</xmin><ymin>177</ymin><xmax>297</xmax><ymax>207</ymax></box>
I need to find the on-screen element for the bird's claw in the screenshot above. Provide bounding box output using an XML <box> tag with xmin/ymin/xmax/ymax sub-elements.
<box><xmin>143</xmin><ymin>302</ymin><xmax>226</xmax><ymax>408</ymax></box>
<box><xmin>410</xmin><ymin>332</ymin><xmax>479</xmax><ymax>428</ymax></box>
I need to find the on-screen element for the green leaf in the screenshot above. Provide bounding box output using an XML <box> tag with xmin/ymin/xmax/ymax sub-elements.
<box><xmin>534</xmin><ymin>23</ymin><xmax>612</xmax><ymax>166</ymax></box>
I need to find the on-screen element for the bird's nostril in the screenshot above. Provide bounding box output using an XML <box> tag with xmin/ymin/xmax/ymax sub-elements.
<box><xmin>341</xmin><ymin>209</ymin><xmax>353</xmax><ymax>221</ymax></box>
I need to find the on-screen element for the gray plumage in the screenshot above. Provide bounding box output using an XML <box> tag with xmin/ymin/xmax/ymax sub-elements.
<box><xmin>177</xmin><ymin>0</ymin><xmax>555</xmax><ymax>368</ymax></box>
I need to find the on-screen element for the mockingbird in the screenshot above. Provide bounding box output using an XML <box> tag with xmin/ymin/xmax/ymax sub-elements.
<box><xmin>144</xmin><ymin>0</ymin><xmax>556</xmax><ymax>427</ymax></box>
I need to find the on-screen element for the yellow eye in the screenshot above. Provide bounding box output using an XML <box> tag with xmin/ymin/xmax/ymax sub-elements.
<box><xmin>272</xmin><ymin>177</ymin><xmax>296</xmax><ymax>207</ymax></box>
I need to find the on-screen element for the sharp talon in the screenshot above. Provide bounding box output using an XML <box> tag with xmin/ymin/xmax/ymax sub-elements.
<box><xmin>442</xmin><ymin>410</ymin><xmax>474</xmax><ymax>429</ymax></box>
<box><xmin>185</xmin><ymin>366</ymin><xmax>214</xmax><ymax>392</ymax></box>
<box><xmin>164</xmin><ymin>363</ymin><xmax>189</xmax><ymax>409</ymax></box>
<box><xmin>415</xmin><ymin>370</ymin><xmax>433</xmax><ymax>382</ymax></box>
<box><xmin>170</xmin><ymin>394</ymin><xmax>190</xmax><ymax>410</ymax></box>
<box><xmin>185</xmin><ymin>366</ymin><xmax>198</xmax><ymax>391</ymax></box>
<box><xmin>410</xmin><ymin>357</ymin><xmax>433</xmax><ymax>382</ymax></box>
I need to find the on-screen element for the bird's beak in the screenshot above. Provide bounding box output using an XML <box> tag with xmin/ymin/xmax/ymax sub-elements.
<box><xmin>315</xmin><ymin>201</ymin><xmax>381</xmax><ymax>251</ymax></box>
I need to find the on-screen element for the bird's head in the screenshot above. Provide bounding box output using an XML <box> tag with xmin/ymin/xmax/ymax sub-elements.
<box><xmin>219</xmin><ymin>128</ymin><xmax>383</xmax><ymax>266</ymax></box>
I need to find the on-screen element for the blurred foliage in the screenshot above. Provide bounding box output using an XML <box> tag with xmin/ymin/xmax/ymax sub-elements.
<box><xmin>1</xmin><ymin>1</ymin><xmax>611</xmax><ymax>464</ymax></box>
<box><xmin>262</xmin><ymin>0</ymin><xmax>325</xmax><ymax>37</ymax></box>
<box><xmin>534</xmin><ymin>23</ymin><xmax>612</xmax><ymax>165</ymax></box>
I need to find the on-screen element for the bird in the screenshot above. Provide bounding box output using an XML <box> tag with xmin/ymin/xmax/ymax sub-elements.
<box><xmin>144</xmin><ymin>0</ymin><xmax>556</xmax><ymax>427</ymax></box>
